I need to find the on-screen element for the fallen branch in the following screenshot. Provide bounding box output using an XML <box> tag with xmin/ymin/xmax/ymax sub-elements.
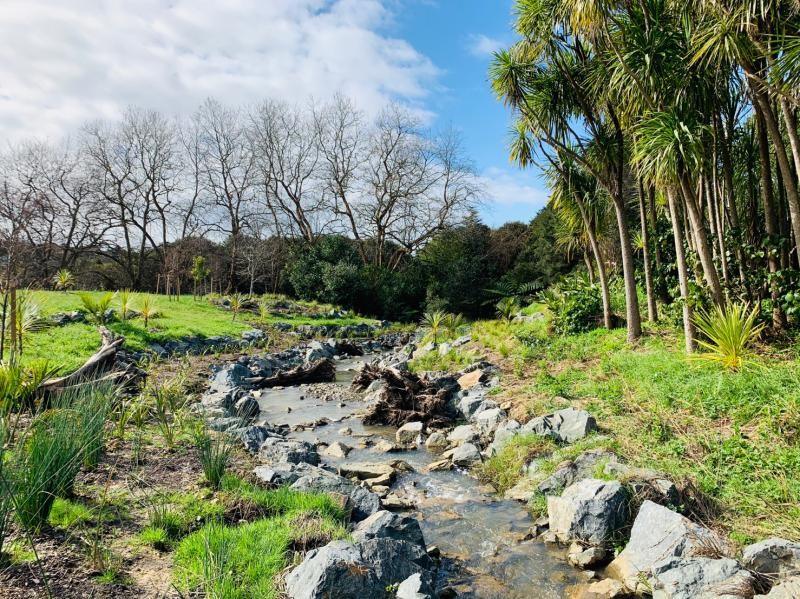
<box><xmin>246</xmin><ymin>358</ymin><xmax>336</xmax><ymax>388</ymax></box>
<box><xmin>41</xmin><ymin>326</ymin><xmax>125</xmax><ymax>391</ymax></box>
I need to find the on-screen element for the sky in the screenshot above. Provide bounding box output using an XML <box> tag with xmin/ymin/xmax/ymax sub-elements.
<box><xmin>0</xmin><ymin>0</ymin><xmax>549</xmax><ymax>227</ymax></box>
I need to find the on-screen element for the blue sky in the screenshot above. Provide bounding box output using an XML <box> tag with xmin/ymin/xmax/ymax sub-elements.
<box><xmin>395</xmin><ymin>0</ymin><xmax>549</xmax><ymax>226</ymax></box>
<box><xmin>0</xmin><ymin>0</ymin><xmax>549</xmax><ymax>227</ymax></box>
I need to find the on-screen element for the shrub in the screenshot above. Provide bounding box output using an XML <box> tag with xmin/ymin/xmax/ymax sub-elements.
<box><xmin>52</xmin><ymin>269</ymin><xmax>76</xmax><ymax>291</ymax></box>
<box><xmin>118</xmin><ymin>289</ymin><xmax>133</xmax><ymax>321</ymax></box>
<box><xmin>495</xmin><ymin>296</ymin><xmax>519</xmax><ymax>322</ymax></box>
<box><xmin>540</xmin><ymin>276</ymin><xmax>602</xmax><ymax>334</ymax></box>
<box><xmin>78</xmin><ymin>292</ymin><xmax>115</xmax><ymax>324</ymax></box>
<box><xmin>138</xmin><ymin>294</ymin><xmax>157</xmax><ymax>328</ymax></box>
<box><xmin>420</xmin><ymin>310</ymin><xmax>446</xmax><ymax>344</ymax></box>
<box><xmin>194</xmin><ymin>429</ymin><xmax>233</xmax><ymax>490</ymax></box>
<box><xmin>693</xmin><ymin>303</ymin><xmax>765</xmax><ymax>371</ymax></box>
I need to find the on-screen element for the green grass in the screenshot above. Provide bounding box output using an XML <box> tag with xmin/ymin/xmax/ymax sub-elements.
<box><xmin>21</xmin><ymin>291</ymin><xmax>377</xmax><ymax>373</ymax></box>
<box><xmin>491</xmin><ymin>310</ymin><xmax>800</xmax><ymax>543</ymax></box>
<box><xmin>475</xmin><ymin>434</ymin><xmax>555</xmax><ymax>493</ymax></box>
<box><xmin>409</xmin><ymin>346</ymin><xmax>478</xmax><ymax>373</ymax></box>
<box><xmin>173</xmin><ymin>478</ymin><xmax>348</xmax><ymax>599</ymax></box>
<box><xmin>48</xmin><ymin>498</ymin><xmax>94</xmax><ymax>529</ymax></box>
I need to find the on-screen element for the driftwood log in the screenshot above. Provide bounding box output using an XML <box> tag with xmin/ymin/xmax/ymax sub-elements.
<box><xmin>246</xmin><ymin>358</ymin><xmax>336</xmax><ymax>388</ymax></box>
<box><xmin>352</xmin><ymin>363</ymin><xmax>453</xmax><ymax>428</ymax></box>
<box><xmin>41</xmin><ymin>326</ymin><xmax>126</xmax><ymax>392</ymax></box>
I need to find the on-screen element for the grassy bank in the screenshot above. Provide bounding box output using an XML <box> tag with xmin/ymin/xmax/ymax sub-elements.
<box><xmin>20</xmin><ymin>291</ymin><xmax>375</xmax><ymax>373</ymax></box>
<box><xmin>436</xmin><ymin>310</ymin><xmax>800</xmax><ymax>544</ymax></box>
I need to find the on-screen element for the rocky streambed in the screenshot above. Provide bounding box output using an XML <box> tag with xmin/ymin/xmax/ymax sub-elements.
<box><xmin>195</xmin><ymin>337</ymin><xmax>800</xmax><ymax>599</ymax></box>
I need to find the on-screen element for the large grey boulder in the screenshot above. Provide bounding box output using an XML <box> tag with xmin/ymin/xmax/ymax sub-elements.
<box><xmin>358</xmin><ymin>538</ymin><xmax>434</xmax><ymax>587</ymax></box>
<box><xmin>487</xmin><ymin>419</ymin><xmax>521</xmax><ymax>455</ymax></box>
<box><xmin>536</xmin><ymin>449</ymin><xmax>620</xmax><ymax>495</ymax></box>
<box><xmin>650</xmin><ymin>557</ymin><xmax>754</xmax><ymax>599</ymax></box>
<box><xmin>290</xmin><ymin>466</ymin><xmax>381</xmax><ymax>521</ymax></box>
<box><xmin>424</xmin><ymin>431</ymin><xmax>449</xmax><ymax>449</ymax></box>
<box><xmin>259</xmin><ymin>438</ymin><xmax>319</xmax><ymax>465</ymax></box>
<box><xmin>240</xmin><ymin>425</ymin><xmax>281</xmax><ymax>454</ymax></box>
<box><xmin>523</xmin><ymin>407</ymin><xmax>597</xmax><ymax>443</ymax></box>
<box><xmin>284</xmin><ymin>540</ymin><xmax>379</xmax><ymax>598</ymax></box>
<box><xmin>756</xmin><ymin>576</ymin><xmax>800</xmax><ymax>598</ymax></box>
<box><xmin>742</xmin><ymin>538</ymin><xmax>800</xmax><ymax>579</ymax></box>
<box><xmin>547</xmin><ymin>478</ymin><xmax>628</xmax><ymax>545</ymax></box>
<box><xmin>608</xmin><ymin>501</ymin><xmax>733</xmax><ymax>592</ymax></box>
<box><xmin>451</xmin><ymin>442</ymin><xmax>482</xmax><ymax>468</ymax></box>
<box><xmin>234</xmin><ymin>395</ymin><xmax>260</xmax><ymax>420</ymax></box>
<box><xmin>352</xmin><ymin>510</ymin><xmax>426</xmax><ymax>548</ymax></box>
<box><xmin>458</xmin><ymin>389</ymin><xmax>489</xmax><ymax>418</ymax></box>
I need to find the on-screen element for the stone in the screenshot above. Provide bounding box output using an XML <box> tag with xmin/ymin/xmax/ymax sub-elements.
<box><xmin>537</xmin><ymin>450</ymin><xmax>621</xmax><ymax>496</ymax></box>
<box><xmin>284</xmin><ymin>540</ymin><xmax>379</xmax><ymax>598</ymax></box>
<box><xmin>457</xmin><ymin>369</ymin><xmax>482</xmax><ymax>389</ymax></box>
<box><xmin>321</xmin><ymin>441</ymin><xmax>352</xmax><ymax>458</ymax></box>
<box><xmin>438</xmin><ymin>342</ymin><xmax>452</xmax><ymax>356</ymax></box>
<box><xmin>523</xmin><ymin>407</ymin><xmax>597</xmax><ymax>443</ymax></box>
<box><xmin>424</xmin><ymin>459</ymin><xmax>452</xmax><ymax>473</ymax></box>
<box><xmin>447</xmin><ymin>424</ymin><xmax>479</xmax><ymax>445</ymax></box>
<box><xmin>451</xmin><ymin>442</ymin><xmax>482</xmax><ymax>468</ymax></box>
<box><xmin>358</xmin><ymin>537</ymin><xmax>434</xmax><ymax>585</ymax></box>
<box><xmin>381</xmin><ymin>493</ymin><xmax>416</xmax><ymax>510</ymax></box>
<box><xmin>474</xmin><ymin>407</ymin><xmax>507</xmax><ymax>435</ymax></box>
<box><xmin>547</xmin><ymin>479</ymin><xmax>628</xmax><ymax>545</ymax></box>
<box><xmin>396</xmin><ymin>572</ymin><xmax>434</xmax><ymax>599</ymax></box>
<box><xmin>487</xmin><ymin>419</ymin><xmax>521</xmax><ymax>454</ymax></box>
<box><xmin>240</xmin><ymin>425</ymin><xmax>280</xmax><ymax>454</ymax></box>
<box><xmin>742</xmin><ymin>538</ymin><xmax>800</xmax><ymax>579</ymax></box>
<box><xmin>568</xmin><ymin>542</ymin><xmax>609</xmax><ymax>568</ymax></box>
<box><xmin>352</xmin><ymin>510</ymin><xmax>426</xmax><ymax>548</ymax></box>
<box><xmin>504</xmin><ymin>479</ymin><xmax>537</xmax><ymax>502</ymax></box>
<box><xmin>372</xmin><ymin>439</ymin><xmax>402</xmax><ymax>453</ymax></box>
<box><xmin>396</xmin><ymin>421</ymin><xmax>424</xmax><ymax>444</ymax></box>
<box><xmin>757</xmin><ymin>576</ymin><xmax>800</xmax><ymax>598</ymax></box>
<box><xmin>458</xmin><ymin>390</ymin><xmax>489</xmax><ymax>418</ymax></box>
<box><xmin>607</xmin><ymin>500</ymin><xmax>733</xmax><ymax>592</ymax></box>
<box><xmin>259</xmin><ymin>438</ymin><xmax>319</xmax><ymax>465</ymax></box>
<box><xmin>424</xmin><ymin>431</ymin><xmax>449</xmax><ymax>449</ymax></box>
<box><xmin>290</xmin><ymin>466</ymin><xmax>381</xmax><ymax>521</ymax></box>
<box><xmin>234</xmin><ymin>396</ymin><xmax>259</xmax><ymax>420</ymax></box>
<box><xmin>571</xmin><ymin>578</ymin><xmax>626</xmax><ymax>599</ymax></box>
<box><xmin>650</xmin><ymin>557</ymin><xmax>754</xmax><ymax>599</ymax></box>
<box><xmin>338</xmin><ymin>462</ymin><xmax>395</xmax><ymax>481</ymax></box>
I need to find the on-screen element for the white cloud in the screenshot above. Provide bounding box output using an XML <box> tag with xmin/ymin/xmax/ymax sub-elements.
<box><xmin>478</xmin><ymin>166</ymin><xmax>550</xmax><ymax>225</ymax></box>
<box><xmin>467</xmin><ymin>33</ymin><xmax>505</xmax><ymax>57</ymax></box>
<box><xmin>0</xmin><ymin>0</ymin><xmax>440</xmax><ymax>142</ymax></box>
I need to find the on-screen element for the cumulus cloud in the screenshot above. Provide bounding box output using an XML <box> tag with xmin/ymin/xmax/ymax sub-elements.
<box><xmin>0</xmin><ymin>0</ymin><xmax>440</xmax><ymax>141</ymax></box>
<box><xmin>479</xmin><ymin>166</ymin><xmax>549</xmax><ymax>225</ymax></box>
<box><xmin>467</xmin><ymin>33</ymin><xmax>505</xmax><ymax>57</ymax></box>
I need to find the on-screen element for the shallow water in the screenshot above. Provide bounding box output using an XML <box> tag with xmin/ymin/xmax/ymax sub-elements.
<box><xmin>255</xmin><ymin>353</ymin><xmax>582</xmax><ymax>598</ymax></box>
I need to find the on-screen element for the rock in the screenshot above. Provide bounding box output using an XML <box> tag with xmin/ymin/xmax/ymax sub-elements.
<box><xmin>547</xmin><ymin>479</ymin><xmax>628</xmax><ymax>545</ymax></box>
<box><xmin>234</xmin><ymin>396</ymin><xmax>260</xmax><ymax>420</ymax></box>
<box><xmin>603</xmin><ymin>461</ymin><xmax>680</xmax><ymax>506</ymax></box>
<box><xmin>447</xmin><ymin>424</ymin><xmax>479</xmax><ymax>445</ymax></box>
<box><xmin>372</xmin><ymin>439</ymin><xmax>402</xmax><ymax>453</ymax></box>
<box><xmin>284</xmin><ymin>540</ymin><xmax>379</xmax><ymax>598</ymax></box>
<box><xmin>536</xmin><ymin>450</ymin><xmax>620</xmax><ymax>495</ymax></box>
<box><xmin>241</xmin><ymin>328</ymin><xmax>265</xmax><ymax>342</ymax></box>
<box><xmin>358</xmin><ymin>537</ymin><xmax>434</xmax><ymax>586</ymax></box>
<box><xmin>396</xmin><ymin>572</ymin><xmax>433</xmax><ymax>599</ymax></box>
<box><xmin>338</xmin><ymin>462</ymin><xmax>395</xmax><ymax>481</ymax></box>
<box><xmin>322</xmin><ymin>441</ymin><xmax>352</xmax><ymax>458</ymax></box>
<box><xmin>742</xmin><ymin>538</ymin><xmax>800</xmax><ymax>579</ymax></box>
<box><xmin>504</xmin><ymin>479</ymin><xmax>537</xmax><ymax>502</ymax></box>
<box><xmin>451</xmin><ymin>442</ymin><xmax>481</xmax><ymax>468</ymax></box>
<box><xmin>424</xmin><ymin>431</ymin><xmax>449</xmax><ymax>449</ymax></box>
<box><xmin>438</xmin><ymin>342</ymin><xmax>452</xmax><ymax>356</ymax></box>
<box><xmin>523</xmin><ymin>407</ymin><xmax>597</xmax><ymax>443</ymax></box>
<box><xmin>650</xmin><ymin>557</ymin><xmax>754</xmax><ymax>599</ymax></box>
<box><xmin>487</xmin><ymin>419</ymin><xmax>521</xmax><ymax>454</ymax></box>
<box><xmin>211</xmin><ymin>362</ymin><xmax>251</xmax><ymax>390</ymax></box>
<box><xmin>338</xmin><ymin>427</ymin><xmax>353</xmax><ymax>436</ymax></box>
<box><xmin>352</xmin><ymin>510</ymin><xmax>426</xmax><ymax>548</ymax></box>
<box><xmin>424</xmin><ymin>459</ymin><xmax>452</xmax><ymax>473</ymax></box>
<box><xmin>396</xmin><ymin>421</ymin><xmax>424</xmax><ymax>444</ymax></box>
<box><xmin>757</xmin><ymin>576</ymin><xmax>800</xmax><ymax>598</ymax></box>
<box><xmin>240</xmin><ymin>425</ymin><xmax>280</xmax><ymax>454</ymax></box>
<box><xmin>452</xmin><ymin>335</ymin><xmax>471</xmax><ymax>347</ymax></box>
<box><xmin>607</xmin><ymin>501</ymin><xmax>733</xmax><ymax>592</ymax></box>
<box><xmin>259</xmin><ymin>438</ymin><xmax>319</xmax><ymax>465</ymax></box>
<box><xmin>474</xmin><ymin>407</ymin><xmax>507</xmax><ymax>435</ymax></box>
<box><xmin>457</xmin><ymin>369</ymin><xmax>482</xmax><ymax>389</ymax></box>
<box><xmin>290</xmin><ymin>466</ymin><xmax>381</xmax><ymax>521</ymax></box>
<box><xmin>458</xmin><ymin>390</ymin><xmax>489</xmax><ymax>418</ymax></box>
<box><xmin>381</xmin><ymin>493</ymin><xmax>416</xmax><ymax>510</ymax></box>
<box><xmin>568</xmin><ymin>542</ymin><xmax>609</xmax><ymax>568</ymax></box>
<box><xmin>571</xmin><ymin>578</ymin><xmax>626</xmax><ymax>599</ymax></box>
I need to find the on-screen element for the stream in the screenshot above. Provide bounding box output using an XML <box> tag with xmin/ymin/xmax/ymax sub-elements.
<box><xmin>254</xmin><ymin>353</ymin><xmax>583</xmax><ymax>598</ymax></box>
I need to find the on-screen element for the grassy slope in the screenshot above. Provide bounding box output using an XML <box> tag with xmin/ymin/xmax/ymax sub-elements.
<box><xmin>22</xmin><ymin>291</ymin><xmax>374</xmax><ymax>373</ymax></box>
<box><xmin>436</xmin><ymin>312</ymin><xmax>800</xmax><ymax>544</ymax></box>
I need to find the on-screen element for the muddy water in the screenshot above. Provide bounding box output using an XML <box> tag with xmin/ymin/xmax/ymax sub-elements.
<box><xmin>256</xmin><ymin>354</ymin><xmax>582</xmax><ymax>598</ymax></box>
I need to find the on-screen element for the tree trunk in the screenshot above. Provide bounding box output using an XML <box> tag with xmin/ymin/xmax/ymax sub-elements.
<box><xmin>575</xmin><ymin>198</ymin><xmax>612</xmax><ymax>329</ymax></box>
<box><xmin>638</xmin><ymin>180</ymin><xmax>657</xmax><ymax>321</ymax></box>
<box><xmin>611</xmin><ymin>194</ymin><xmax>642</xmax><ymax>341</ymax></box>
<box><xmin>666</xmin><ymin>188</ymin><xmax>696</xmax><ymax>352</ymax></box>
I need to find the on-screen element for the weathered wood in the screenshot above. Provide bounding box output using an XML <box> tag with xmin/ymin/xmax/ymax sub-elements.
<box><xmin>246</xmin><ymin>358</ymin><xmax>336</xmax><ymax>388</ymax></box>
<box><xmin>353</xmin><ymin>363</ymin><xmax>453</xmax><ymax>427</ymax></box>
<box><xmin>41</xmin><ymin>326</ymin><xmax>124</xmax><ymax>391</ymax></box>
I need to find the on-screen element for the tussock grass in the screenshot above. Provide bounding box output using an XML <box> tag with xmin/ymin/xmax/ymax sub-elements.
<box><xmin>475</xmin><ymin>434</ymin><xmax>555</xmax><ymax>493</ymax></box>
